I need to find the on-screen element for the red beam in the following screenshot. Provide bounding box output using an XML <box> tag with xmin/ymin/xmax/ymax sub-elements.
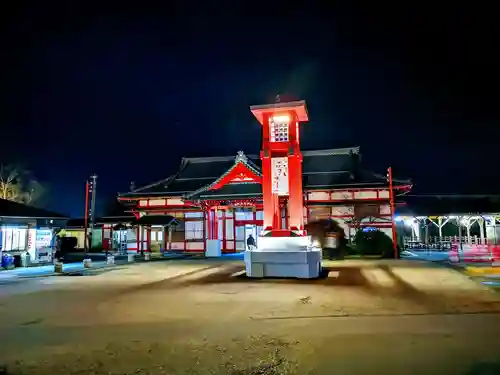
<box><xmin>388</xmin><ymin>167</ymin><xmax>398</xmax><ymax>259</ymax></box>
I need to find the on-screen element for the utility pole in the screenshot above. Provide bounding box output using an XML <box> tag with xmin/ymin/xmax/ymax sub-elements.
<box><xmin>83</xmin><ymin>180</ymin><xmax>90</xmax><ymax>253</ymax></box>
<box><xmin>89</xmin><ymin>174</ymin><xmax>98</xmax><ymax>231</ymax></box>
<box><xmin>84</xmin><ymin>174</ymin><xmax>98</xmax><ymax>255</ymax></box>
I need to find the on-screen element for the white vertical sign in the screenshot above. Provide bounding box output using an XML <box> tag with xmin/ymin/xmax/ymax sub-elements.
<box><xmin>272</xmin><ymin>157</ymin><xmax>289</xmax><ymax>195</ymax></box>
<box><xmin>27</xmin><ymin>229</ymin><xmax>37</xmax><ymax>258</ymax></box>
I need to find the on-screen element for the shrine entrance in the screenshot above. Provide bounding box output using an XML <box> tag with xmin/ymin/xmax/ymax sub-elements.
<box><xmin>234</xmin><ymin>219</ymin><xmax>263</xmax><ymax>251</ymax></box>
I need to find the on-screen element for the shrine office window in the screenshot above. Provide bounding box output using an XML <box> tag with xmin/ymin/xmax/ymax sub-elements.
<box><xmin>269</xmin><ymin>116</ymin><xmax>289</xmax><ymax>142</ymax></box>
<box><xmin>234</xmin><ymin>208</ymin><xmax>253</xmax><ymax>221</ymax></box>
<box><xmin>185</xmin><ymin>221</ymin><xmax>204</xmax><ymax>240</ymax></box>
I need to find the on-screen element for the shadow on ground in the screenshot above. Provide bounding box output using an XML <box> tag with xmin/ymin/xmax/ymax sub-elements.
<box><xmin>62</xmin><ymin>266</ymin><xmax>129</xmax><ymax>277</ymax></box>
<box><xmin>168</xmin><ymin>264</ymin><xmax>500</xmax><ymax>315</ymax></box>
<box><xmin>463</xmin><ymin>362</ymin><xmax>500</xmax><ymax>375</ymax></box>
<box><xmin>175</xmin><ymin>265</ymin><xmax>374</xmax><ymax>288</ymax></box>
<box><xmin>114</xmin><ymin>264</ymin><xmax>225</xmax><ymax>296</ymax></box>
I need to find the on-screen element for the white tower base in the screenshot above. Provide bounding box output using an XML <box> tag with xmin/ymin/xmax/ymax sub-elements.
<box><xmin>244</xmin><ymin>236</ymin><xmax>322</xmax><ymax>279</ymax></box>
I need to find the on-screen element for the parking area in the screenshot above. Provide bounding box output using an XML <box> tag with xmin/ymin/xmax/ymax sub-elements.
<box><xmin>1</xmin><ymin>258</ymin><xmax>500</xmax><ymax>374</ymax></box>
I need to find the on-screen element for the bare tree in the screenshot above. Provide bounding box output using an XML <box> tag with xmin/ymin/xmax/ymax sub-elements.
<box><xmin>0</xmin><ymin>164</ymin><xmax>44</xmax><ymax>205</ymax></box>
<box><xmin>341</xmin><ymin>204</ymin><xmax>384</xmax><ymax>240</ymax></box>
<box><xmin>0</xmin><ymin>164</ymin><xmax>20</xmax><ymax>201</ymax></box>
<box><xmin>305</xmin><ymin>218</ymin><xmax>345</xmax><ymax>249</ymax></box>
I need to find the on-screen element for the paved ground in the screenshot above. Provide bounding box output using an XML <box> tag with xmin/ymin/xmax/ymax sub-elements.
<box><xmin>402</xmin><ymin>249</ymin><xmax>500</xmax><ymax>287</ymax></box>
<box><xmin>0</xmin><ymin>253</ymin><xmax>186</xmax><ymax>281</ymax></box>
<box><xmin>0</xmin><ymin>261</ymin><xmax>111</xmax><ymax>280</ymax></box>
<box><xmin>1</xmin><ymin>258</ymin><xmax>500</xmax><ymax>374</ymax></box>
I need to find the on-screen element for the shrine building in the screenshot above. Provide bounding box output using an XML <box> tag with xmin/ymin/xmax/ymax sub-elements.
<box><xmin>118</xmin><ymin>101</ymin><xmax>411</xmax><ymax>254</ymax></box>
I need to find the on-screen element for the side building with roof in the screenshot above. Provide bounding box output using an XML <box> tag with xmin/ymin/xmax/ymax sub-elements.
<box><xmin>1</xmin><ymin>198</ymin><xmax>68</xmax><ymax>263</ymax></box>
<box><xmin>117</xmin><ymin>147</ymin><xmax>411</xmax><ymax>254</ymax></box>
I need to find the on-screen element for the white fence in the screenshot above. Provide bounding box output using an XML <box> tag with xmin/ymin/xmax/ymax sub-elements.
<box><xmin>404</xmin><ymin>236</ymin><xmax>488</xmax><ymax>246</ymax></box>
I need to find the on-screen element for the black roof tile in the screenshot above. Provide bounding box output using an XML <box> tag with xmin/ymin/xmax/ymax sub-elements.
<box><xmin>304</xmin><ymin>171</ymin><xmax>391</xmax><ymax>190</ymax></box>
<box><xmin>120</xmin><ymin>147</ymin><xmax>410</xmax><ymax>199</ymax></box>
<box><xmin>0</xmin><ymin>199</ymin><xmax>68</xmax><ymax>219</ymax></box>
<box><xmin>304</xmin><ymin>171</ymin><xmax>356</xmax><ymax>189</ymax></box>
<box><xmin>162</xmin><ymin>178</ymin><xmax>213</xmax><ymax>195</ymax></box>
<box><xmin>302</xmin><ymin>148</ymin><xmax>358</xmax><ymax>173</ymax></box>
<box><xmin>177</xmin><ymin>157</ymin><xmax>239</xmax><ymax>180</ymax></box>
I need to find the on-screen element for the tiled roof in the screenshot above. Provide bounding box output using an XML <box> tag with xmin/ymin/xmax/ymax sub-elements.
<box><xmin>159</xmin><ymin>178</ymin><xmax>213</xmax><ymax>196</ymax></box>
<box><xmin>302</xmin><ymin>147</ymin><xmax>359</xmax><ymax>174</ymax></box>
<box><xmin>0</xmin><ymin>199</ymin><xmax>68</xmax><ymax>219</ymax></box>
<box><xmin>119</xmin><ymin>147</ymin><xmax>410</xmax><ymax>200</ymax></box>
<box><xmin>124</xmin><ymin>154</ymin><xmax>262</xmax><ymax>196</ymax></box>
<box><xmin>186</xmin><ymin>151</ymin><xmax>262</xmax><ymax>199</ymax></box>
<box><xmin>177</xmin><ymin>157</ymin><xmax>237</xmax><ymax>180</ymax></box>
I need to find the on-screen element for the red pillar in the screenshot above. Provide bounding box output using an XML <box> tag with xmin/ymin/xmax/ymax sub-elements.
<box><xmin>146</xmin><ymin>226</ymin><xmax>151</xmax><ymax>252</ymax></box>
<box><xmin>136</xmin><ymin>225</ymin><xmax>140</xmax><ymax>253</ymax></box>
<box><xmin>260</xmin><ymin>154</ymin><xmax>275</xmax><ymax>231</ymax></box>
<box><xmin>388</xmin><ymin>167</ymin><xmax>398</xmax><ymax>259</ymax></box>
<box><xmin>203</xmin><ymin>210</ymin><xmax>207</xmax><ymax>250</ymax></box>
<box><xmin>213</xmin><ymin>208</ymin><xmax>219</xmax><ymax>239</ymax></box>
<box><xmin>206</xmin><ymin>208</ymin><xmax>212</xmax><ymax>240</ymax></box>
<box><xmin>232</xmin><ymin>209</ymin><xmax>237</xmax><ymax>252</ymax></box>
<box><xmin>222</xmin><ymin>209</ymin><xmax>226</xmax><ymax>252</ymax></box>
<box><xmin>287</xmin><ymin>152</ymin><xmax>304</xmax><ymax>232</ymax></box>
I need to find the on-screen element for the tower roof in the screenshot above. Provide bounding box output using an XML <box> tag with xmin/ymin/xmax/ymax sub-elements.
<box><xmin>250</xmin><ymin>100</ymin><xmax>309</xmax><ymax>124</ymax></box>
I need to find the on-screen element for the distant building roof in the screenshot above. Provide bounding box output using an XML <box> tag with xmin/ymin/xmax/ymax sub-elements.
<box><xmin>397</xmin><ymin>195</ymin><xmax>500</xmax><ymax>216</ymax></box>
<box><xmin>0</xmin><ymin>198</ymin><xmax>68</xmax><ymax>219</ymax></box>
<box><xmin>66</xmin><ymin>215</ymin><xmax>178</xmax><ymax>227</ymax></box>
<box><xmin>66</xmin><ymin>215</ymin><xmax>136</xmax><ymax>228</ymax></box>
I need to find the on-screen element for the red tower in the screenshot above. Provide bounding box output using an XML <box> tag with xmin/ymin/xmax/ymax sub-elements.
<box><xmin>250</xmin><ymin>100</ymin><xmax>309</xmax><ymax>237</ymax></box>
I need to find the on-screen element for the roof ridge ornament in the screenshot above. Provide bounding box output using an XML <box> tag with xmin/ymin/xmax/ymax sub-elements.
<box><xmin>235</xmin><ymin>150</ymin><xmax>248</xmax><ymax>164</ymax></box>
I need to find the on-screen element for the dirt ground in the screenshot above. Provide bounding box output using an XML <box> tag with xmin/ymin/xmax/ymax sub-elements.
<box><xmin>1</xmin><ymin>259</ymin><xmax>500</xmax><ymax>375</ymax></box>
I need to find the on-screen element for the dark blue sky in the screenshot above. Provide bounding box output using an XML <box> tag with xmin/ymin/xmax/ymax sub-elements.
<box><xmin>1</xmin><ymin>3</ymin><xmax>498</xmax><ymax>216</ymax></box>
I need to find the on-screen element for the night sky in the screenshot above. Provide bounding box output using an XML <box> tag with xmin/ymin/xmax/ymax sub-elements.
<box><xmin>2</xmin><ymin>3</ymin><xmax>498</xmax><ymax>216</ymax></box>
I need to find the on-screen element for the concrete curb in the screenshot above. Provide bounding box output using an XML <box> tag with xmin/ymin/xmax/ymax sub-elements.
<box><xmin>16</xmin><ymin>264</ymin><xmax>120</xmax><ymax>279</ymax></box>
<box><xmin>3</xmin><ymin>255</ymin><xmax>189</xmax><ymax>280</ymax></box>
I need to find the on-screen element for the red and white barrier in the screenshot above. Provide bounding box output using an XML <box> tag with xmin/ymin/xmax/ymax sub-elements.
<box><xmin>448</xmin><ymin>243</ymin><xmax>500</xmax><ymax>264</ymax></box>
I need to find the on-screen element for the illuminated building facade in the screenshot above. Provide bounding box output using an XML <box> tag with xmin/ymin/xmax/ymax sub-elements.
<box><xmin>118</xmin><ymin>101</ymin><xmax>411</xmax><ymax>254</ymax></box>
